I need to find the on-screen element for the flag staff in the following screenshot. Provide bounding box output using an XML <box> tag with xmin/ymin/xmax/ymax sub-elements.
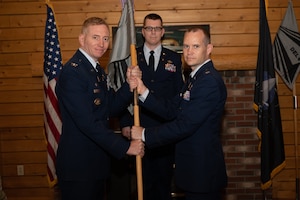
<box><xmin>129</xmin><ymin>1</ymin><xmax>143</xmax><ymax>198</ymax></box>
<box><xmin>107</xmin><ymin>0</ymin><xmax>143</xmax><ymax>198</ymax></box>
<box><xmin>131</xmin><ymin>43</ymin><xmax>143</xmax><ymax>200</ymax></box>
<box><xmin>272</xmin><ymin>0</ymin><xmax>300</xmax><ymax>198</ymax></box>
<box><xmin>293</xmin><ymin>83</ymin><xmax>299</xmax><ymax>200</ymax></box>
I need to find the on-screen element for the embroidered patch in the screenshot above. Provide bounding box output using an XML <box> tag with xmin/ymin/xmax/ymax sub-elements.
<box><xmin>165</xmin><ymin>60</ymin><xmax>176</xmax><ymax>72</ymax></box>
<box><xmin>183</xmin><ymin>90</ymin><xmax>190</xmax><ymax>101</ymax></box>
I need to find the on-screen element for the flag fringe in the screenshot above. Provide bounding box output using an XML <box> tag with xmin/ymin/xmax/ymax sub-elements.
<box><xmin>261</xmin><ymin>161</ymin><xmax>286</xmax><ymax>190</ymax></box>
<box><xmin>253</xmin><ymin>102</ymin><xmax>258</xmax><ymax>113</ymax></box>
<box><xmin>256</xmin><ymin>125</ymin><xmax>287</xmax><ymax>190</ymax></box>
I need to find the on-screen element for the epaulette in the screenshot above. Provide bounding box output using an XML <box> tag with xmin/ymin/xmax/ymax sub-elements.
<box><xmin>205</xmin><ymin>69</ymin><xmax>211</xmax><ymax>74</ymax></box>
<box><xmin>70</xmin><ymin>62</ymin><xmax>78</xmax><ymax>67</ymax></box>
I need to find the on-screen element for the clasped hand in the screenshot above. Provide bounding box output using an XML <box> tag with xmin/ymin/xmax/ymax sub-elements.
<box><xmin>127</xmin><ymin>65</ymin><xmax>141</xmax><ymax>91</ymax></box>
<box><xmin>126</xmin><ymin>126</ymin><xmax>144</xmax><ymax>157</ymax></box>
<box><xmin>127</xmin><ymin>139</ymin><xmax>145</xmax><ymax>158</ymax></box>
<box><xmin>127</xmin><ymin>66</ymin><xmax>148</xmax><ymax>94</ymax></box>
<box><xmin>130</xmin><ymin>126</ymin><xmax>143</xmax><ymax>140</ymax></box>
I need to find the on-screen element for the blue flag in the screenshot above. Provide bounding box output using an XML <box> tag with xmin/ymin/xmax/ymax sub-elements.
<box><xmin>253</xmin><ymin>0</ymin><xmax>286</xmax><ymax>190</ymax></box>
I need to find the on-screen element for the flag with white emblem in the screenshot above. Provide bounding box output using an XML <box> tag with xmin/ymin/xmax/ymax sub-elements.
<box><xmin>253</xmin><ymin>0</ymin><xmax>286</xmax><ymax>190</ymax></box>
<box><xmin>273</xmin><ymin>0</ymin><xmax>300</xmax><ymax>90</ymax></box>
<box><xmin>107</xmin><ymin>0</ymin><xmax>136</xmax><ymax>91</ymax></box>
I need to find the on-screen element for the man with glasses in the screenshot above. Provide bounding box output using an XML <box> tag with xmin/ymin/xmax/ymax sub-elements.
<box><xmin>131</xmin><ymin>26</ymin><xmax>228</xmax><ymax>200</ymax></box>
<box><xmin>120</xmin><ymin>13</ymin><xmax>183</xmax><ymax>200</ymax></box>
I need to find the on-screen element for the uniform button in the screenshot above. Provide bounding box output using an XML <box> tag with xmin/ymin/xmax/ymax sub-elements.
<box><xmin>93</xmin><ymin>89</ymin><xmax>100</xmax><ymax>93</ymax></box>
<box><xmin>151</xmin><ymin>79</ymin><xmax>154</xmax><ymax>82</ymax></box>
<box><xmin>94</xmin><ymin>98</ymin><xmax>101</xmax><ymax>105</ymax></box>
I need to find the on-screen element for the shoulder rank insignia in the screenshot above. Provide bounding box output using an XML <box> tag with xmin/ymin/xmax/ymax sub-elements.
<box><xmin>183</xmin><ymin>90</ymin><xmax>190</xmax><ymax>101</ymax></box>
<box><xmin>204</xmin><ymin>69</ymin><xmax>211</xmax><ymax>74</ymax></box>
<box><xmin>70</xmin><ymin>62</ymin><xmax>78</xmax><ymax>67</ymax></box>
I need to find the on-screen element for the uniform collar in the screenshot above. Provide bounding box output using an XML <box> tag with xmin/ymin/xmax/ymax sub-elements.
<box><xmin>190</xmin><ymin>59</ymin><xmax>211</xmax><ymax>78</ymax></box>
<box><xmin>79</xmin><ymin>48</ymin><xmax>98</xmax><ymax>69</ymax></box>
<box><xmin>143</xmin><ymin>44</ymin><xmax>162</xmax><ymax>57</ymax></box>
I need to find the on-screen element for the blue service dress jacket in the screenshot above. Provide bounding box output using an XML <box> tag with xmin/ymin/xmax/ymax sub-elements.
<box><xmin>121</xmin><ymin>45</ymin><xmax>183</xmax><ymax>128</ymax></box>
<box><xmin>119</xmin><ymin>45</ymin><xmax>183</xmax><ymax>199</ymax></box>
<box><xmin>137</xmin><ymin>45</ymin><xmax>183</xmax><ymax>127</ymax></box>
<box><xmin>140</xmin><ymin>60</ymin><xmax>228</xmax><ymax>193</ymax></box>
<box><xmin>55</xmin><ymin>50</ymin><xmax>133</xmax><ymax>181</ymax></box>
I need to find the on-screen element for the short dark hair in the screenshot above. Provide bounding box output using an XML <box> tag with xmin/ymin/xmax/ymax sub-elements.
<box><xmin>186</xmin><ymin>26</ymin><xmax>211</xmax><ymax>45</ymax></box>
<box><xmin>81</xmin><ymin>17</ymin><xmax>109</xmax><ymax>34</ymax></box>
<box><xmin>143</xmin><ymin>13</ymin><xmax>163</xmax><ymax>26</ymax></box>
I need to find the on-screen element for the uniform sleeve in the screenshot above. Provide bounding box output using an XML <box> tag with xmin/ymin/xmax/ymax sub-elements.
<box><xmin>56</xmin><ymin>66</ymin><xmax>130</xmax><ymax>159</ymax></box>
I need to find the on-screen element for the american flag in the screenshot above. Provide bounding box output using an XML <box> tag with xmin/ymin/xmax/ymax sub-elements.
<box><xmin>43</xmin><ymin>3</ymin><xmax>63</xmax><ymax>187</ymax></box>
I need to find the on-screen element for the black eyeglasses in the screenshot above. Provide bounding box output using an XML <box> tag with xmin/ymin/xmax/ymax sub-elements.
<box><xmin>143</xmin><ymin>26</ymin><xmax>163</xmax><ymax>32</ymax></box>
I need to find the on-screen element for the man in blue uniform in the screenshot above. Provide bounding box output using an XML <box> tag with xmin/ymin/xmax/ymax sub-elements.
<box><xmin>131</xmin><ymin>26</ymin><xmax>228</xmax><ymax>200</ymax></box>
<box><xmin>55</xmin><ymin>17</ymin><xmax>144</xmax><ymax>200</ymax></box>
<box><xmin>120</xmin><ymin>13</ymin><xmax>183</xmax><ymax>200</ymax></box>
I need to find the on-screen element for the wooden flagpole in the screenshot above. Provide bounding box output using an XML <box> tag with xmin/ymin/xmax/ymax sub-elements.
<box><xmin>130</xmin><ymin>44</ymin><xmax>143</xmax><ymax>200</ymax></box>
<box><xmin>293</xmin><ymin>82</ymin><xmax>299</xmax><ymax>200</ymax></box>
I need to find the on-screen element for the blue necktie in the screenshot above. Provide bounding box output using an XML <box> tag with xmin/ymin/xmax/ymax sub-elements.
<box><xmin>96</xmin><ymin>63</ymin><xmax>106</xmax><ymax>82</ymax></box>
<box><xmin>96</xmin><ymin>63</ymin><xmax>103</xmax><ymax>75</ymax></box>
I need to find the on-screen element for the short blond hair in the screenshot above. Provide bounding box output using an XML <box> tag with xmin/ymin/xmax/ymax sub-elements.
<box><xmin>81</xmin><ymin>17</ymin><xmax>109</xmax><ymax>34</ymax></box>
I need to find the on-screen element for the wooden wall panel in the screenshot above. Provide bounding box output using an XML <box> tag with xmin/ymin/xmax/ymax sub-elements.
<box><xmin>2</xmin><ymin>164</ymin><xmax>47</xmax><ymax>177</ymax></box>
<box><xmin>0</xmin><ymin>115</ymin><xmax>44</xmax><ymax>127</ymax></box>
<box><xmin>1</xmin><ymin>151</ymin><xmax>46</xmax><ymax>165</ymax></box>
<box><xmin>3</xmin><ymin>176</ymin><xmax>49</xmax><ymax>188</ymax></box>
<box><xmin>0</xmin><ymin>53</ymin><xmax>30</xmax><ymax>66</ymax></box>
<box><xmin>0</xmin><ymin>78</ymin><xmax>43</xmax><ymax>91</ymax></box>
<box><xmin>0</xmin><ymin>103</ymin><xmax>43</xmax><ymax>115</ymax></box>
<box><xmin>0</xmin><ymin>127</ymin><xmax>45</xmax><ymax>140</ymax></box>
<box><xmin>3</xmin><ymin>188</ymin><xmax>56</xmax><ymax>198</ymax></box>
<box><xmin>0</xmin><ymin>0</ymin><xmax>299</xmax><ymax>199</ymax></box>
<box><xmin>0</xmin><ymin>90</ymin><xmax>43</xmax><ymax>103</ymax></box>
<box><xmin>0</xmin><ymin>66</ymin><xmax>33</xmax><ymax>78</ymax></box>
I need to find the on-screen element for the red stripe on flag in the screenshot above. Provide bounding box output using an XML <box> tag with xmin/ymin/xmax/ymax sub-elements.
<box><xmin>43</xmin><ymin>3</ymin><xmax>63</xmax><ymax>187</ymax></box>
<box><xmin>44</xmin><ymin>102</ymin><xmax>61</xmax><ymax>143</ymax></box>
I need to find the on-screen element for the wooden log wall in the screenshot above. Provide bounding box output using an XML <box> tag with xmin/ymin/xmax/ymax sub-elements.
<box><xmin>0</xmin><ymin>0</ymin><xmax>300</xmax><ymax>199</ymax></box>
